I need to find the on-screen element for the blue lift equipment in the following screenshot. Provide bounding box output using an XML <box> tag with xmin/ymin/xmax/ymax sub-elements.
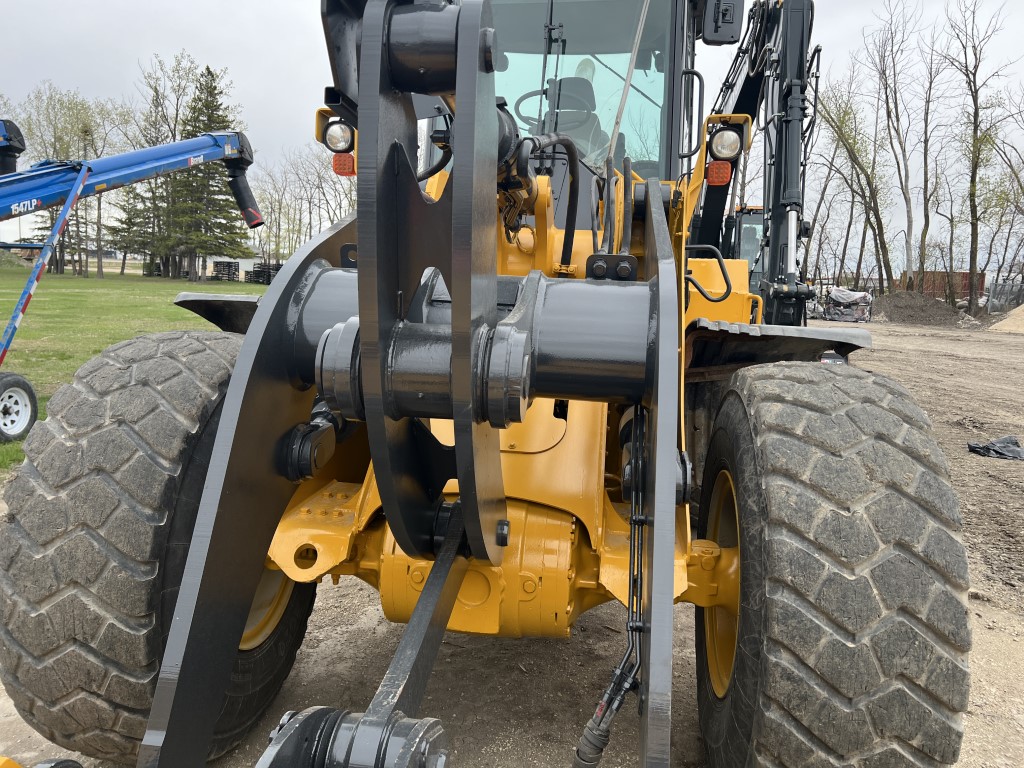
<box><xmin>0</xmin><ymin>119</ymin><xmax>263</xmax><ymax>439</ymax></box>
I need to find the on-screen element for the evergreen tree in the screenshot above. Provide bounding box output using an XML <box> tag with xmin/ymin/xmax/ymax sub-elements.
<box><xmin>171</xmin><ymin>65</ymin><xmax>251</xmax><ymax>281</ymax></box>
<box><xmin>122</xmin><ymin>52</ymin><xmax>196</xmax><ymax>278</ymax></box>
<box><xmin>139</xmin><ymin>86</ymin><xmax>174</xmax><ymax>276</ymax></box>
<box><xmin>107</xmin><ymin>186</ymin><xmax>153</xmax><ymax>274</ymax></box>
<box><xmin>112</xmin><ymin>84</ymin><xmax>173</xmax><ymax>276</ymax></box>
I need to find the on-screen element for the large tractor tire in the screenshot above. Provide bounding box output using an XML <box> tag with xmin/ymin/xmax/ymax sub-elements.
<box><xmin>0</xmin><ymin>331</ymin><xmax>316</xmax><ymax>764</ymax></box>
<box><xmin>695</xmin><ymin>362</ymin><xmax>970</xmax><ymax>767</ymax></box>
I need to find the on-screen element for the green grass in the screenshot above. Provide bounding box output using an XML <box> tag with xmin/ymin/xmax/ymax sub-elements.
<box><xmin>0</xmin><ymin>266</ymin><xmax>266</xmax><ymax>473</ymax></box>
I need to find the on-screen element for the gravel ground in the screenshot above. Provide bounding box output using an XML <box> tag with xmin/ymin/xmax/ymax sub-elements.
<box><xmin>2</xmin><ymin>320</ymin><xmax>1023</xmax><ymax>767</ymax></box>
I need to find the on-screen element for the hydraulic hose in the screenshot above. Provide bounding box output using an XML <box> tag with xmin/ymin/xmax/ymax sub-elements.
<box><xmin>417</xmin><ymin>146</ymin><xmax>453</xmax><ymax>182</ymax></box>
<box><xmin>516</xmin><ymin>132</ymin><xmax>580</xmax><ymax>271</ymax></box>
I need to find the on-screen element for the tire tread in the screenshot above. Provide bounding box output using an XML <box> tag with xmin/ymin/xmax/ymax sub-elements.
<box><xmin>733</xmin><ymin>362</ymin><xmax>970</xmax><ymax>767</ymax></box>
<box><xmin>0</xmin><ymin>332</ymin><xmax>247</xmax><ymax>762</ymax></box>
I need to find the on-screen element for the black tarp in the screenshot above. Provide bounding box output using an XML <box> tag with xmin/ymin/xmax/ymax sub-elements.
<box><xmin>968</xmin><ymin>435</ymin><xmax>1024</xmax><ymax>460</ymax></box>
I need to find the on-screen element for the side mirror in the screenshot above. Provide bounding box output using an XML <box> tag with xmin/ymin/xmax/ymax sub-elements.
<box><xmin>695</xmin><ymin>0</ymin><xmax>744</xmax><ymax>46</ymax></box>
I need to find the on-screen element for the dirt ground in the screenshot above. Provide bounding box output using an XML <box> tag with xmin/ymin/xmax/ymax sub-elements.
<box><xmin>2</xmin><ymin>320</ymin><xmax>1024</xmax><ymax>767</ymax></box>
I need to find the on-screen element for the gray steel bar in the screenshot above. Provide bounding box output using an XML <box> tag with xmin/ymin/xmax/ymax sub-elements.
<box><xmin>387</xmin><ymin>322</ymin><xmax>453</xmax><ymax>420</ymax></box>
<box><xmin>310</xmin><ymin>273</ymin><xmax>653</xmax><ymax>421</ymax></box>
<box><xmin>639</xmin><ymin>179</ymin><xmax>677</xmax><ymax>767</ymax></box>
<box><xmin>334</xmin><ymin>506</ymin><xmax>468</xmax><ymax>767</ymax></box>
<box><xmin>357</xmin><ymin>0</ymin><xmax>455</xmax><ymax>561</ymax></box>
<box><xmin>294</xmin><ymin>267</ymin><xmax>360</xmax><ymax>385</ymax></box>
<box><xmin>531</xmin><ymin>279</ymin><xmax>649</xmax><ymax>403</ymax></box>
<box><xmin>447</xmin><ymin>0</ymin><xmax>507</xmax><ymax>565</ymax></box>
<box><xmin>388</xmin><ymin>3</ymin><xmax>460</xmax><ymax>95</ymax></box>
<box><xmin>137</xmin><ymin>217</ymin><xmax>356</xmax><ymax>768</ymax></box>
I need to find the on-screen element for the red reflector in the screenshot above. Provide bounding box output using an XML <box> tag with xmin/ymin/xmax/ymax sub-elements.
<box><xmin>706</xmin><ymin>160</ymin><xmax>732</xmax><ymax>186</ymax></box>
<box><xmin>332</xmin><ymin>153</ymin><xmax>356</xmax><ymax>177</ymax></box>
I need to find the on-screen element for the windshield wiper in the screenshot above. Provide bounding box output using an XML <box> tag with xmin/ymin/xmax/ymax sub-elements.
<box><xmin>537</xmin><ymin>0</ymin><xmax>566</xmax><ymax>133</ymax></box>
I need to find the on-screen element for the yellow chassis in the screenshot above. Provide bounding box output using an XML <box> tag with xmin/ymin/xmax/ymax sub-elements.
<box><xmin>263</xmin><ymin>116</ymin><xmax>753</xmax><ymax>639</ymax></box>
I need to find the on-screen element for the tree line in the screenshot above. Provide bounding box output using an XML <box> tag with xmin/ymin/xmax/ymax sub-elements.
<box><xmin>802</xmin><ymin>0</ymin><xmax>1024</xmax><ymax>312</ymax></box>
<box><xmin>1</xmin><ymin>52</ymin><xmax>354</xmax><ymax>280</ymax></box>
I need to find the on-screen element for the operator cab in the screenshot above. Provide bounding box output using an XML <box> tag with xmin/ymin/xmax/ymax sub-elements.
<box><xmin>492</xmin><ymin>0</ymin><xmax>674</xmax><ymax>178</ymax></box>
<box><xmin>734</xmin><ymin>205</ymin><xmax>764</xmax><ymax>292</ymax></box>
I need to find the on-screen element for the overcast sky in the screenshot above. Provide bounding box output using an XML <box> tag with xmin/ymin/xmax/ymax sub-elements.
<box><xmin>2</xmin><ymin>0</ymin><xmax>1021</xmax><ymax>169</ymax></box>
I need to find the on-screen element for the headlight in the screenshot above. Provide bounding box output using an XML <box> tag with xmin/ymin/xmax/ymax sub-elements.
<box><xmin>323</xmin><ymin>121</ymin><xmax>355</xmax><ymax>153</ymax></box>
<box><xmin>709</xmin><ymin>129</ymin><xmax>742</xmax><ymax>161</ymax></box>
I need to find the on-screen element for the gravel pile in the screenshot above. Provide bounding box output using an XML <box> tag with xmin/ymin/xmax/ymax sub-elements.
<box><xmin>872</xmin><ymin>291</ymin><xmax>962</xmax><ymax>326</ymax></box>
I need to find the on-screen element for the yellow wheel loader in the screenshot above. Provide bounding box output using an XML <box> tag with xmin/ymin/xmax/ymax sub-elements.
<box><xmin>0</xmin><ymin>1</ymin><xmax>970</xmax><ymax>766</ymax></box>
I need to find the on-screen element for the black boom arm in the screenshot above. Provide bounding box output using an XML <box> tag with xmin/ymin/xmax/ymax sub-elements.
<box><xmin>714</xmin><ymin>0</ymin><xmax>817</xmax><ymax>325</ymax></box>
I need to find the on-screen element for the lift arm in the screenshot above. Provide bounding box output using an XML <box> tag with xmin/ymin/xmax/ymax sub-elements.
<box><xmin>0</xmin><ymin>130</ymin><xmax>264</xmax><ymax>227</ymax></box>
<box><xmin>713</xmin><ymin>0</ymin><xmax>817</xmax><ymax>325</ymax></box>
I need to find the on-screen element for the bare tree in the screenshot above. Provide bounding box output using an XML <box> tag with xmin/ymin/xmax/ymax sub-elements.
<box><xmin>916</xmin><ymin>26</ymin><xmax>950</xmax><ymax>290</ymax></box>
<box><xmin>249</xmin><ymin>146</ymin><xmax>356</xmax><ymax>262</ymax></box>
<box><xmin>994</xmin><ymin>87</ymin><xmax>1024</xmax><ymax>216</ymax></box>
<box><xmin>864</xmin><ymin>0</ymin><xmax>921</xmax><ymax>285</ymax></box>
<box><xmin>14</xmin><ymin>82</ymin><xmax>95</xmax><ymax>273</ymax></box>
<box><xmin>136</xmin><ymin>52</ymin><xmax>198</xmax><ymax>145</ymax></box>
<box><xmin>934</xmin><ymin>168</ymin><xmax>968</xmax><ymax>303</ymax></box>
<box><xmin>941</xmin><ymin>0</ymin><xmax>1012</xmax><ymax>312</ymax></box>
<box><xmin>133</xmin><ymin>53</ymin><xmax>198</xmax><ymax>279</ymax></box>
<box><xmin>819</xmin><ymin>66</ymin><xmax>897</xmax><ymax>292</ymax></box>
<box><xmin>80</xmin><ymin>99</ymin><xmax>132</xmax><ymax>279</ymax></box>
<box><xmin>802</xmin><ymin>142</ymin><xmax>840</xmax><ymax>283</ymax></box>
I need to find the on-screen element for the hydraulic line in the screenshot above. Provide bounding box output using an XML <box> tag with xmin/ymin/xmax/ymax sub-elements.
<box><xmin>517</xmin><ymin>132</ymin><xmax>581</xmax><ymax>270</ymax></box>
<box><xmin>417</xmin><ymin>146</ymin><xmax>452</xmax><ymax>182</ymax></box>
<box><xmin>574</xmin><ymin>406</ymin><xmax>647</xmax><ymax>767</ymax></box>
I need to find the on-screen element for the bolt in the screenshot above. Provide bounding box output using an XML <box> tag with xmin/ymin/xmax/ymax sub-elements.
<box><xmin>412</xmin><ymin>570</ymin><xmax>425</xmax><ymax>585</ymax></box>
<box><xmin>592</xmin><ymin>258</ymin><xmax>608</xmax><ymax>278</ymax></box>
<box><xmin>523</xmin><ymin>579</ymin><xmax>537</xmax><ymax>594</ymax></box>
<box><xmin>496</xmin><ymin>518</ymin><xmax>511</xmax><ymax>547</ymax></box>
<box><xmin>615</xmin><ymin>260</ymin><xmax>632</xmax><ymax>279</ymax></box>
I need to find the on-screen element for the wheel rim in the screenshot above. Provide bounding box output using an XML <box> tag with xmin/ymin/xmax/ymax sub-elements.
<box><xmin>239</xmin><ymin>568</ymin><xmax>295</xmax><ymax>651</ymax></box>
<box><xmin>0</xmin><ymin>386</ymin><xmax>32</xmax><ymax>436</ymax></box>
<box><xmin>704</xmin><ymin>469</ymin><xmax>741</xmax><ymax>699</ymax></box>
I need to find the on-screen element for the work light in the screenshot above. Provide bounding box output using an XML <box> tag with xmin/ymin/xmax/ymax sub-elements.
<box><xmin>323</xmin><ymin>121</ymin><xmax>355</xmax><ymax>154</ymax></box>
<box><xmin>709</xmin><ymin>128</ymin><xmax>742</xmax><ymax>161</ymax></box>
